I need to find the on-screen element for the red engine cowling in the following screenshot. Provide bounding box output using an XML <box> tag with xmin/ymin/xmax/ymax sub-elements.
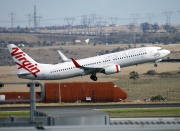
<box><xmin>102</xmin><ymin>65</ymin><xmax>121</xmax><ymax>75</ymax></box>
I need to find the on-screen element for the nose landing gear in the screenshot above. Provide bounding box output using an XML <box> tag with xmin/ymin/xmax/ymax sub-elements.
<box><xmin>154</xmin><ymin>59</ymin><xmax>162</xmax><ymax>67</ymax></box>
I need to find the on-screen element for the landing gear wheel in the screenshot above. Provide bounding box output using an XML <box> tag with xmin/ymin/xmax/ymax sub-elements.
<box><xmin>93</xmin><ymin>76</ymin><xmax>98</xmax><ymax>81</ymax></box>
<box><xmin>90</xmin><ymin>74</ymin><xmax>98</xmax><ymax>81</ymax></box>
<box><xmin>154</xmin><ymin>63</ymin><xmax>157</xmax><ymax>67</ymax></box>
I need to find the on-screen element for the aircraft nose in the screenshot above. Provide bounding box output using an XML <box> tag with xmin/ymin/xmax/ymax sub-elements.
<box><xmin>163</xmin><ymin>49</ymin><xmax>170</xmax><ymax>56</ymax></box>
<box><xmin>166</xmin><ymin>50</ymin><xmax>170</xmax><ymax>55</ymax></box>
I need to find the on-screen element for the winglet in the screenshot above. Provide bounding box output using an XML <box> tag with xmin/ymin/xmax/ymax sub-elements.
<box><xmin>71</xmin><ymin>58</ymin><xmax>81</xmax><ymax>68</ymax></box>
<box><xmin>58</xmin><ymin>50</ymin><xmax>71</xmax><ymax>62</ymax></box>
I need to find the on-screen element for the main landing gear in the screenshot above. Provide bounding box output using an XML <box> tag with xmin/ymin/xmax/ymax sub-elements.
<box><xmin>154</xmin><ymin>63</ymin><xmax>157</xmax><ymax>67</ymax></box>
<box><xmin>90</xmin><ymin>74</ymin><xmax>98</xmax><ymax>81</ymax></box>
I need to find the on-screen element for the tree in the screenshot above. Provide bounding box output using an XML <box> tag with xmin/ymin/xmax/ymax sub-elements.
<box><xmin>152</xmin><ymin>22</ymin><xmax>159</xmax><ymax>32</ymax></box>
<box><xmin>105</xmin><ymin>50</ymin><xmax>110</xmax><ymax>54</ymax></box>
<box><xmin>140</xmin><ymin>22</ymin><xmax>151</xmax><ymax>33</ymax></box>
<box><xmin>163</xmin><ymin>25</ymin><xmax>178</xmax><ymax>33</ymax></box>
<box><xmin>129</xmin><ymin>71</ymin><xmax>139</xmax><ymax>83</ymax></box>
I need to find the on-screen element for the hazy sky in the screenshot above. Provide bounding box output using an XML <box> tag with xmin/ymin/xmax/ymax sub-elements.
<box><xmin>0</xmin><ymin>0</ymin><xmax>180</xmax><ymax>27</ymax></box>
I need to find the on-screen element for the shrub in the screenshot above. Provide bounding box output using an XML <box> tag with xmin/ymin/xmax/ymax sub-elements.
<box><xmin>146</xmin><ymin>70</ymin><xmax>156</xmax><ymax>75</ymax></box>
<box><xmin>151</xmin><ymin>95</ymin><xmax>166</xmax><ymax>101</ymax></box>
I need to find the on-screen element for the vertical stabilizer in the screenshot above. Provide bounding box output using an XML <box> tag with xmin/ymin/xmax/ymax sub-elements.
<box><xmin>7</xmin><ymin>44</ymin><xmax>40</xmax><ymax>77</ymax></box>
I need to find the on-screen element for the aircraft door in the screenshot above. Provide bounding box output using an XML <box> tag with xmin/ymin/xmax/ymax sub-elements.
<box><xmin>42</xmin><ymin>70</ymin><xmax>46</xmax><ymax>79</ymax></box>
<box><xmin>149</xmin><ymin>48</ymin><xmax>154</xmax><ymax>57</ymax></box>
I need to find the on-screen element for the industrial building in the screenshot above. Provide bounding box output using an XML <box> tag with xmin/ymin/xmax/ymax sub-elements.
<box><xmin>0</xmin><ymin>82</ymin><xmax>127</xmax><ymax>103</ymax></box>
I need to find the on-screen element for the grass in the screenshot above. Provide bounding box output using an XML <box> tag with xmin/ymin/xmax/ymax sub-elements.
<box><xmin>0</xmin><ymin>111</ymin><xmax>30</xmax><ymax>118</ymax></box>
<box><xmin>101</xmin><ymin>108</ymin><xmax>180</xmax><ymax>118</ymax></box>
<box><xmin>111</xmin><ymin>72</ymin><xmax>180</xmax><ymax>101</ymax></box>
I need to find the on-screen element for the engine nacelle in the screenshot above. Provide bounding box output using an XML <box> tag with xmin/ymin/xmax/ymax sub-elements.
<box><xmin>102</xmin><ymin>65</ymin><xmax>121</xmax><ymax>75</ymax></box>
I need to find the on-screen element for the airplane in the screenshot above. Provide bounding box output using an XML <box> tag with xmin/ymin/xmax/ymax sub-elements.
<box><xmin>7</xmin><ymin>44</ymin><xmax>170</xmax><ymax>81</ymax></box>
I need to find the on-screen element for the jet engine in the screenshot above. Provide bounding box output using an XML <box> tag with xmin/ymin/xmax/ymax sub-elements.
<box><xmin>102</xmin><ymin>65</ymin><xmax>120</xmax><ymax>75</ymax></box>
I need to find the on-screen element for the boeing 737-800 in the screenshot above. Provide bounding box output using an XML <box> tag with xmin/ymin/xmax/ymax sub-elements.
<box><xmin>7</xmin><ymin>44</ymin><xmax>170</xmax><ymax>81</ymax></box>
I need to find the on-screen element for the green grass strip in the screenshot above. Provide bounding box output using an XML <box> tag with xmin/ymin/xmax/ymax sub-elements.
<box><xmin>101</xmin><ymin>108</ymin><xmax>180</xmax><ymax>118</ymax></box>
<box><xmin>0</xmin><ymin>111</ymin><xmax>30</xmax><ymax>117</ymax></box>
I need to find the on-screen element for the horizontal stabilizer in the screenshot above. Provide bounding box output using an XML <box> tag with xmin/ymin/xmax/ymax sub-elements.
<box><xmin>11</xmin><ymin>71</ymin><xmax>19</xmax><ymax>74</ymax></box>
<box><xmin>17</xmin><ymin>72</ymin><xmax>31</xmax><ymax>76</ymax></box>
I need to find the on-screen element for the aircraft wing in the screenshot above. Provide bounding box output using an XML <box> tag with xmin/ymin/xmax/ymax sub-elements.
<box><xmin>58</xmin><ymin>50</ymin><xmax>71</xmax><ymax>62</ymax></box>
<box><xmin>71</xmin><ymin>58</ymin><xmax>104</xmax><ymax>74</ymax></box>
<box><xmin>71</xmin><ymin>58</ymin><xmax>102</xmax><ymax>69</ymax></box>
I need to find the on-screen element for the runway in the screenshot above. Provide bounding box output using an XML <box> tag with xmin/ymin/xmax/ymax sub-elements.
<box><xmin>1</xmin><ymin>124</ymin><xmax>180</xmax><ymax>131</ymax></box>
<box><xmin>1</xmin><ymin>103</ymin><xmax>180</xmax><ymax>111</ymax></box>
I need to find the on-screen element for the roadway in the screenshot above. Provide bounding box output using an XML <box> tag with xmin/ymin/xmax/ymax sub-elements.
<box><xmin>1</xmin><ymin>103</ymin><xmax>180</xmax><ymax>111</ymax></box>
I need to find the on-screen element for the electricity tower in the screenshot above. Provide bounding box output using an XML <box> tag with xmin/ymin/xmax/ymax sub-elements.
<box><xmin>131</xmin><ymin>14</ymin><xmax>139</xmax><ymax>26</ymax></box>
<box><xmin>37</xmin><ymin>16</ymin><xmax>43</xmax><ymax>27</ymax></box>
<box><xmin>163</xmin><ymin>11</ymin><xmax>173</xmax><ymax>25</ymax></box>
<box><xmin>33</xmin><ymin>5</ymin><xmax>38</xmax><ymax>28</ymax></box>
<box><xmin>81</xmin><ymin>15</ymin><xmax>91</xmax><ymax>35</ymax></box>
<box><xmin>65</xmin><ymin>17</ymin><xmax>75</xmax><ymax>34</ymax></box>
<box><xmin>9</xmin><ymin>12</ymin><xmax>15</xmax><ymax>28</ymax></box>
<box><xmin>26</xmin><ymin>14</ymin><xmax>31</xmax><ymax>28</ymax></box>
<box><xmin>109</xmin><ymin>16</ymin><xmax>118</xmax><ymax>32</ymax></box>
<box><xmin>130</xmin><ymin>14</ymin><xmax>139</xmax><ymax>47</ymax></box>
<box><xmin>147</xmin><ymin>13</ymin><xmax>154</xmax><ymax>24</ymax></box>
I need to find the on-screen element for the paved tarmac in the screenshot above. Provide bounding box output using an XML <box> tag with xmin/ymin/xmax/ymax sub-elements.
<box><xmin>0</xmin><ymin>124</ymin><xmax>180</xmax><ymax>131</ymax></box>
<box><xmin>1</xmin><ymin>103</ymin><xmax>180</xmax><ymax>111</ymax></box>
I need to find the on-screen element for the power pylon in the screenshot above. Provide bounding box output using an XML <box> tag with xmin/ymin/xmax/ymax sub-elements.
<box><xmin>147</xmin><ymin>13</ymin><xmax>154</xmax><ymax>24</ymax></box>
<box><xmin>131</xmin><ymin>14</ymin><xmax>138</xmax><ymax>26</ymax></box>
<box><xmin>33</xmin><ymin>5</ymin><xmax>38</xmax><ymax>28</ymax></box>
<box><xmin>26</xmin><ymin>14</ymin><xmax>31</xmax><ymax>28</ymax></box>
<box><xmin>163</xmin><ymin>11</ymin><xmax>173</xmax><ymax>25</ymax></box>
<box><xmin>9</xmin><ymin>12</ymin><xmax>15</xmax><ymax>28</ymax></box>
<box><xmin>109</xmin><ymin>16</ymin><xmax>118</xmax><ymax>31</ymax></box>
<box><xmin>65</xmin><ymin>17</ymin><xmax>75</xmax><ymax>33</ymax></box>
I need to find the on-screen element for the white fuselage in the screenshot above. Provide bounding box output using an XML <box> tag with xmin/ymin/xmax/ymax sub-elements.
<box><xmin>19</xmin><ymin>47</ymin><xmax>170</xmax><ymax>80</ymax></box>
